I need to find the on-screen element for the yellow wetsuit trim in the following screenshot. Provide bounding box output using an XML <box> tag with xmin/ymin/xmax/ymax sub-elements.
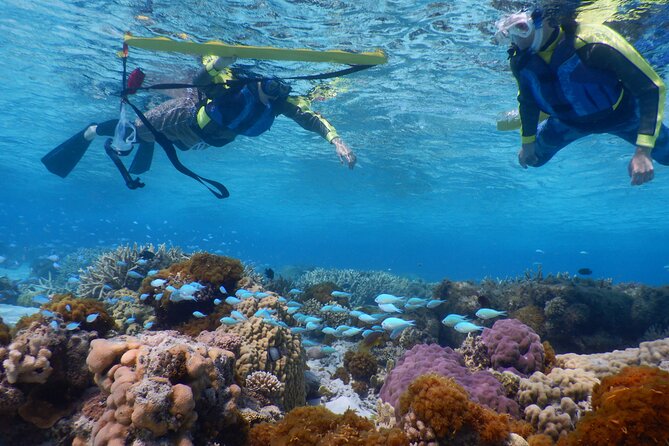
<box><xmin>575</xmin><ymin>23</ymin><xmax>665</xmax><ymax>148</ymax></box>
<box><xmin>196</xmin><ymin>101</ymin><xmax>212</xmax><ymax>129</ymax></box>
<box><xmin>522</xmin><ymin>135</ymin><xmax>537</xmax><ymax>144</ymax></box>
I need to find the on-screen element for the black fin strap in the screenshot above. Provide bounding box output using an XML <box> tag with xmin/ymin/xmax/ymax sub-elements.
<box><xmin>124</xmin><ymin>99</ymin><xmax>230</xmax><ymax>199</ymax></box>
<box><xmin>104</xmin><ymin>139</ymin><xmax>145</xmax><ymax>190</ymax></box>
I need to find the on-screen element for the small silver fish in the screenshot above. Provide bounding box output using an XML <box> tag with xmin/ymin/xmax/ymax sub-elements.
<box><xmin>475</xmin><ymin>308</ymin><xmax>507</xmax><ymax>320</ymax></box>
<box><xmin>453</xmin><ymin>321</ymin><xmax>484</xmax><ymax>334</ymax></box>
<box><xmin>331</xmin><ymin>291</ymin><xmax>352</xmax><ymax>298</ymax></box>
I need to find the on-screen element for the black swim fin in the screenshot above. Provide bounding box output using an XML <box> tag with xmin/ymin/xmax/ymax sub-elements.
<box><xmin>128</xmin><ymin>142</ymin><xmax>155</xmax><ymax>174</ymax></box>
<box><xmin>41</xmin><ymin>124</ymin><xmax>95</xmax><ymax>178</ymax></box>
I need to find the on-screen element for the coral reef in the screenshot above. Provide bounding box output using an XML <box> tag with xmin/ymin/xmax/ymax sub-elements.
<box><xmin>248</xmin><ymin>406</ymin><xmax>409</xmax><ymax>446</ymax></box>
<box><xmin>397</xmin><ymin>373</ymin><xmax>517</xmax><ymax>446</ymax></box>
<box><xmin>0</xmin><ymin>317</ymin><xmax>10</xmax><ymax>345</ymax></box>
<box><xmin>75</xmin><ymin>331</ymin><xmax>244</xmax><ymax>445</ymax></box>
<box><xmin>43</xmin><ymin>293</ymin><xmax>116</xmax><ymax>336</ymax></box>
<box><xmin>343</xmin><ymin>350</ymin><xmax>378</xmax><ymax>382</ymax></box>
<box><xmin>78</xmin><ymin>243</ymin><xmax>187</xmax><ymax>299</ymax></box>
<box><xmin>221</xmin><ymin>295</ymin><xmax>306</xmax><ymax>410</ymax></box>
<box><xmin>481</xmin><ymin>319</ymin><xmax>545</xmax><ymax>377</ymax></box>
<box><xmin>559</xmin><ymin>366</ymin><xmax>669</xmax><ymax>446</ymax></box>
<box><xmin>380</xmin><ymin>343</ymin><xmax>519</xmax><ymax>416</ymax></box>
<box><xmin>245</xmin><ymin>371</ymin><xmax>284</xmax><ymax>406</ymax></box>
<box><xmin>296</xmin><ymin>268</ymin><xmax>435</xmax><ymax>307</ymax></box>
<box><xmin>139</xmin><ymin>252</ymin><xmax>244</xmax><ymax>327</ymax></box>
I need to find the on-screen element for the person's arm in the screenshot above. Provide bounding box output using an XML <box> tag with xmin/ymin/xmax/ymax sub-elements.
<box><xmin>278</xmin><ymin>96</ymin><xmax>356</xmax><ymax>168</ymax></box>
<box><xmin>576</xmin><ymin>24</ymin><xmax>664</xmax><ymax>185</ymax></box>
<box><xmin>192</xmin><ymin>56</ymin><xmax>237</xmax><ymax>87</ymax></box>
<box><xmin>511</xmin><ymin>55</ymin><xmax>542</xmax><ymax>167</ymax></box>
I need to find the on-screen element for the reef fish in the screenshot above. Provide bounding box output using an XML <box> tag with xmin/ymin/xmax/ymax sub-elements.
<box><xmin>192</xmin><ymin>311</ymin><xmax>206</xmax><ymax>318</ymax></box>
<box><xmin>288</xmin><ymin>288</ymin><xmax>304</xmax><ymax>295</ymax></box>
<box><xmin>225</xmin><ymin>296</ymin><xmax>242</xmax><ymax>306</ymax></box>
<box><xmin>219</xmin><ymin>285</ymin><xmax>228</xmax><ymax>294</ymax></box>
<box><xmin>453</xmin><ymin>321</ymin><xmax>484</xmax><ymax>334</ymax></box>
<box><xmin>219</xmin><ymin>317</ymin><xmax>239</xmax><ymax>325</ymax></box>
<box><xmin>426</xmin><ymin>299</ymin><xmax>446</xmax><ymax>309</ymax></box>
<box><xmin>143</xmin><ymin>321</ymin><xmax>154</xmax><ymax>329</ymax></box>
<box><xmin>475</xmin><ymin>308</ymin><xmax>507</xmax><ymax>320</ymax></box>
<box><xmin>378</xmin><ymin>303</ymin><xmax>403</xmax><ymax>313</ymax></box>
<box><xmin>331</xmin><ymin>291</ymin><xmax>352</xmax><ymax>298</ymax></box>
<box><xmin>65</xmin><ymin>322</ymin><xmax>80</xmax><ymax>331</ymax></box>
<box><xmin>127</xmin><ymin>270</ymin><xmax>144</xmax><ymax>279</ymax></box>
<box><xmin>382</xmin><ymin>317</ymin><xmax>415</xmax><ymax>339</ymax></box>
<box><xmin>374</xmin><ymin>293</ymin><xmax>404</xmax><ymax>305</ymax></box>
<box><xmin>150</xmin><ymin>278</ymin><xmax>167</xmax><ymax>287</ymax></box>
<box><xmin>86</xmin><ymin>313</ymin><xmax>99</xmax><ymax>323</ymax></box>
<box><xmin>441</xmin><ymin>314</ymin><xmax>469</xmax><ymax>327</ymax></box>
<box><xmin>577</xmin><ymin>268</ymin><xmax>593</xmax><ymax>275</ymax></box>
<box><xmin>32</xmin><ymin>295</ymin><xmax>50</xmax><ymax>305</ymax></box>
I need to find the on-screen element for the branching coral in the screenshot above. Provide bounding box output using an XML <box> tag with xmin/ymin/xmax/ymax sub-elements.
<box><xmin>559</xmin><ymin>366</ymin><xmax>669</xmax><ymax>446</ymax></box>
<box><xmin>245</xmin><ymin>371</ymin><xmax>284</xmax><ymax>405</ymax></box>
<box><xmin>78</xmin><ymin>243</ymin><xmax>187</xmax><ymax>299</ymax></box>
<box><xmin>248</xmin><ymin>406</ymin><xmax>408</xmax><ymax>446</ymax></box>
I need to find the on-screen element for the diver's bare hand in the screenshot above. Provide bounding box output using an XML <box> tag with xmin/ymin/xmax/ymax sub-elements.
<box><xmin>628</xmin><ymin>146</ymin><xmax>654</xmax><ymax>185</ymax></box>
<box><xmin>518</xmin><ymin>142</ymin><xmax>538</xmax><ymax>168</ymax></box>
<box><xmin>332</xmin><ymin>137</ymin><xmax>356</xmax><ymax>169</ymax></box>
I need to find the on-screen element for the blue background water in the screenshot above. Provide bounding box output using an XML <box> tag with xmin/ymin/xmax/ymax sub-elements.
<box><xmin>1</xmin><ymin>0</ymin><xmax>668</xmax><ymax>284</ymax></box>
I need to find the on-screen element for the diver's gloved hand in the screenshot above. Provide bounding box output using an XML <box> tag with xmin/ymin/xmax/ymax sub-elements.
<box><xmin>628</xmin><ymin>146</ymin><xmax>654</xmax><ymax>185</ymax></box>
<box><xmin>518</xmin><ymin>142</ymin><xmax>539</xmax><ymax>168</ymax></box>
<box><xmin>332</xmin><ymin>137</ymin><xmax>356</xmax><ymax>169</ymax></box>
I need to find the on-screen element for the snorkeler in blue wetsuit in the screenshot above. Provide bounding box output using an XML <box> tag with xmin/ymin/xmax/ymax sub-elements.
<box><xmin>496</xmin><ymin>8</ymin><xmax>668</xmax><ymax>186</ymax></box>
<box><xmin>42</xmin><ymin>56</ymin><xmax>356</xmax><ymax>197</ymax></box>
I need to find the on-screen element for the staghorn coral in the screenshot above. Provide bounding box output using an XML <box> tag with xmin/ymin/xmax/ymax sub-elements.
<box><xmin>398</xmin><ymin>373</ymin><xmax>514</xmax><ymax>446</ymax></box>
<box><xmin>78</xmin><ymin>243</ymin><xmax>187</xmax><ymax>299</ymax></box>
<box><xmin>248</xmin><ymin>406</ymin><xmax>408</xmax><ymax>446</ymax></box>
<box><xmin>559</xmin><ymin>366</ymin><xmax>669</xmax><ymax>446</ymax></box>
<box><xmin>296</xmin><ymin>268</ymin><xmax>435</xmax><ymax>307</ymax></box>
<box><xmin>76</xmin><ymin>331</ymin><xmax>244</xmax><ymax>445</ymax></box>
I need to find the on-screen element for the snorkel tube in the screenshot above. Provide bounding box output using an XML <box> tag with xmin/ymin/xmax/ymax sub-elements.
<box><xmin>529</xmin><ymin>8</ymin><xmax>545</xmax><ymax>53</ymax></box>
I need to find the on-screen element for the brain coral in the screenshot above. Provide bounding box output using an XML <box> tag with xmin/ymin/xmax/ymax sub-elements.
<box><xmin>379</xmin><ymin>343</ymin><xmax>519</xmax><ymax>417</ymax></box>
<box><xmin>481</xmin><ymin>318</ymin><xmax>545</xmax><ymax>377</ymax></box>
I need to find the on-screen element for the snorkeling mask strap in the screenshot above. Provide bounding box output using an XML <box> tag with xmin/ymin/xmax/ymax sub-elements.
<box><xmin>530</xmin><ymin>8</ymin><xmax>545</xmax><ymax>52</ymax></box>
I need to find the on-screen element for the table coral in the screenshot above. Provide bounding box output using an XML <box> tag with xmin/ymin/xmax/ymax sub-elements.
<box><xmin>379</xmin><ymin>343</ymin><xmax>519</xmax><ymax>417</ymax></box>
<box><xmin>481</xmin><ymin>318</ymin><xmax>545</xmax><ymax>377</ymax></box>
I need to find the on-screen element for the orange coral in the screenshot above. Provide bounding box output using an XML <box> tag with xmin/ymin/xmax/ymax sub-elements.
<box><xmin>543</xmin><ymin>341</ymin><xmax>557</xmax><ymax>373</ymax></box>
<box><xmin>247</xmin><ymin>406</ymin><xmax>408</xmax><ymax>446</ymax></box>
<box><xmin>398</xmin><ymin>374</ymin><xmax>470</xmax><ymax>438</ymax></box>
<box><xmin>165</xmin><ymin>253</ymin><xmax>244</xmax><ymax>289</ymax></box>
<box><xmin>398</xmin><ymin>373</ymin><xmax>513</xmax><ymax>446</ymax></box>
<box><xmin>560</xmin><ymin>366</ymin><xmax>669</xmax><ymax>446</ymax></box>
<box><xmin>528</xmin><ymin>434</ymin><xmax>556</xmax><ymax>446</ymax></box>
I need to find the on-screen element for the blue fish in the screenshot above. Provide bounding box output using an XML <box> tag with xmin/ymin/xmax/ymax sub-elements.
<box><xmin>65</xmin><ymin>322</ymin><xmax>80</xmax><ymax>331</ymax></box>
<box><xmin>67</xmin><ymin>276</ymin><xmax>80</xmax><ymax>284</ymax></box>
<box><xmin>136</xmin><ymin>259</ymin><xmax>148</xmax><ymax>265</ymax></box>
<box><xmin>121</xmin><ymin>296</ymin><xmax>134</xmax><ymax>302</ymax></box>
<box><xmin>116</xmin><ymin>261</ymin><xmax>128</xmax><ymax>267</ymax></box>
<box><xmin>32</xmin><ymin>295</ymin><xmax>50</xmax><ymax>305</ymax></box>
<box><xmin>147</xmin><ymin>269</ymin><xmax>159</xmax><ymax>276</ymax></box>
<box><xmin>126</xmin><ymin>316</ymin><xmax>136</xmax><ymax>324</ymax></box>
<box><xmin>192</xmin><ymin>311</ymin><xmax>206</xmax><ymax>318</ymax></box>
<box><xmin>127</xmin><ymin>270</ymin><xmax>145</xmax><ymax>279</ymax></box>
<box><xmin>255</xmin><ymin>292</ymin><xmax>270</xmax><ymax>298</ymax></box>
<box><xmin>426</xmin><ymin>299</ymin><xmax>446</xmax><ymax>309</ymax></box>
<box><xmin>154</xmin><ymin>293</ymin><xmax>163</xmax><ymax>301</ymax></box>
<box><xmin>230</xmin><ymin>310</ymin><xmax>247</xmax><ymax>321</ymax></box>
<box><xmin>475</xmin><ymin>308</ymin><xmax>507</xmax><ymax>320</ymax></box>
<box><xmin>139</xmin><ymin>293</ymin><xmax>149</xmax><ymax>301</ymax></box>
<box><xmin>65</xmin><ymin>304</ymin><xmax>72</xmax><ymax>312</ymax></box>
<box><xmin>50</xmin><ymin>320</ymin><xmax>59</xmax><ymax>330</ymax></box>
<box><xmin>103</xmin><ymin>284</ymin><xmax>113</xmax><ymax>291</ymax></box>
<box><xmin>213</xmin><ymin>298</ymin><xmax>222</xmax><ymax>305</ymax></box>
<box><xmin>219</xmin><ymin>317</ymin><xmax>239</xmax><ymax>325</ymax></box>
<box><xmin>290</xmin><ymin>327</ymin><xmax>307</xmax><ymax>334</ymax></box>
<box><xmin>219</xmin><ymin>285</ymin><xmax>228</xmax><ymax>294</ymax></box>
<box><xmin>331</xmin><ymin>291</ymin><xmax>352</xmax><ymax>298</ymax></box>
<box><xmin>288</xmin><ymin>288</ymin><xmax>304</xmax><ymax>295</ymax></box>
<box><xmin>41</xmin><ymin>309</ymin><xmax>55</xmax><ymax>318</ymax></box>
<box><xmin>225</xmin><ymin>296</ymin><xmax>242</xmax><ymax>306</ymax></box>
<box><xmin>106</xmin><ymin>298</ymin><xmax>119</xmax><ymax>305</ymax></box>
<box><xmin>320</xmin><ymin>346</ymin><xmax>337</xmax><ymax>355</ymax></box>
<box><xmin>143</xmin><ymin>321</ymin><xmax>154</xmax><ymax>329</ymax></box>
<box><xmin>86</xmin><ymin>313</ymin><xmax>99</xmax><ymax>323</ymax></box>
<box><xmin>453</xmin><ymin>321</ymin><xmax>484</xmax><ymax>334</ymax></box>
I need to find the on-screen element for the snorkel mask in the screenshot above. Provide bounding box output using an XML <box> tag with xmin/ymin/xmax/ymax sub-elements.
<box><xmin>495</xmin><ymin>8</ymin><xmax>544</xmax><ymax>52</ymax></box>
<box><xmin>260</xmin><ymin>78</ymin><xmax>292</xmax><ymax>100</ymax></box>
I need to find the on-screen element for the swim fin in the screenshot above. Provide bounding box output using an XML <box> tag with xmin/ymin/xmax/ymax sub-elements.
<box><xmin>128</xmin><ymin>142</ymin><xmax>155</xmax><ymax>174</ymax></box>
<box><xmin>41</xmin><ymin>124</ymin><xmax>95</xmax><ymax>178</ymax></box>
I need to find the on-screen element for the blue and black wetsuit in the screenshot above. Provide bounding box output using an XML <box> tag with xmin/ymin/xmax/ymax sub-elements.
<box><xmin>511</xmin><ymin>22</ymin><xmax>668</xmax><ymax>166</ymax></box>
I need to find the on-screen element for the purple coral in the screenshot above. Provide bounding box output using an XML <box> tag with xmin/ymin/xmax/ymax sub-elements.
<box><xmin>481</xmin><ymin>318</ymin><xmax>545</xmax><ymax>377</ymax></box>
<box><xmin>379</xmin><ymin>343</ymin><xmax>518</xmax><ymax>417</ymax></box>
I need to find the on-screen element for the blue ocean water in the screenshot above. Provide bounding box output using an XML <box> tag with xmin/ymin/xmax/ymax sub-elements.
<box><xmin>1</xmin><ymin>0</ymin><xmax>668</xmax><ymax>284</ymax></box>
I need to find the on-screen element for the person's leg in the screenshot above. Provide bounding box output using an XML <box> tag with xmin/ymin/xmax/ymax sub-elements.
<box><xmin>531</xmin><ymin>118</ymin><xmax>590</xmax><ymax>167</ymax></box>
